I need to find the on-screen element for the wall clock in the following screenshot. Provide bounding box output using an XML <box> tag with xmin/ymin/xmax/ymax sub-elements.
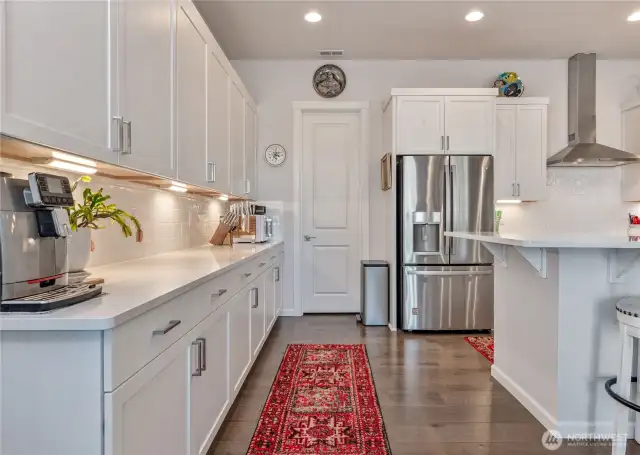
<box><xmin>265</xmin><ymin>144</ymin><xmax>286</xmax><ymax>167</ymax></box>
<box><xmin>313</xmin><ymin>64</ymin><xmax>346</xmax><ymax>98</ymax></box>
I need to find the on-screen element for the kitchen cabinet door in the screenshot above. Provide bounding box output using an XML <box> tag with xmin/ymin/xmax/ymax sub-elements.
<box><xmin>495</xmin><ymin>106</ymin><xmax>517</xmax><ymax>200</ymax></box>
<box><xmin>116</xmin><ymin>0</ymin><xmax>175</xmax><ymax>178</ymax></box>
<box><xmin>1</xmin><ymin>1</ymin><xmax>118</xmax><ymax>162</ymax></box>
<box><xmin>250</xmin><ymin>273</ymin><xmax>266</xmax><ymax>358</ymax></box>
<box><xmin>622</xmin><ymin>102</ymin><xmax>640</xmax><ymax>201</ymax></box>
<box><xmin>189</xmin><ymin>307</ymin><xmax>229</xmax><ymax>455</ymax></box>
<box><xmin>245</xmin><ymin>103</ymin><xmax>257</xmax><ymax>198</ymax></box>
<box><xmin>229</xmin><ymin>287</ymin><xmax>251</xmax><ymax>395</ymax></box>
<box><xmin>176</xmin><ymin>4</ymin><xmax>207</xmax><ymax>186</ymax></box>
<box><xmin>104</xmin><ymin>337</ymin><xmax>188</xmax><ymax>455</ymax></box>
<box><xmin>396</xmin><ymin>96</ymin><xmax>445</xmax><ymax>155</ymax></box>
<box><xmin>275</xmin><ymin>255</ymin><xmax>284</xmax><ymax>315</ymax></box>
<box><xmin>206</xmin><ymin>52</ymin><xmax>231</xmax><ymax>193</ymax></box>
<box><xmin>229</xmin><ymin>82</ymin><xmax>246</xmax><ymax>196</ymax></box>
<box><xmin>444</xmin><ymin>96</ymin><xmax>495</xmax><ymax>155</ymax></box>
<box><xmin>515</xmin><ymin>105</ymin><xmax>547</xmax><ymax>201</ymax></box>
<box><xmin>265</xmin><ymin>266</ymin><xmax>277</xmax><ymax>332</ymax></box>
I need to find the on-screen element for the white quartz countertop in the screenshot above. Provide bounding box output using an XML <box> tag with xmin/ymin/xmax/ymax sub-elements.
<box><xmin>0</xmin><ymin>242</ymin><xmax>283</xmax><ymax>331</ymax></box>
<box><xmin>445</xmin><ymin>232</ymin><xmax>640</xmax><ymax>249</ymax></box>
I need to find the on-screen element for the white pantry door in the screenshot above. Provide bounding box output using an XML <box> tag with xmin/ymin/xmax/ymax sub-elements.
<box><xmin>301</xmin><ymin>112</ymin><xmax>361</xmax><ymax>313</ymax></box>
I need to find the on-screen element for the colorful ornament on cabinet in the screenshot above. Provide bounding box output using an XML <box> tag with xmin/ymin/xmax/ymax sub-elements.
<box><xmin>493</xmin><ymin>72</ymin><xmax>525</xmax><ymax>97</ymax></box>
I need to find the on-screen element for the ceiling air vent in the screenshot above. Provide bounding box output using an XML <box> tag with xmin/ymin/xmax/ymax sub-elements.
<box><xmin>318</xmin><ymin>50</ymin><xmax>344</xmax><ymax>57</ymax></box>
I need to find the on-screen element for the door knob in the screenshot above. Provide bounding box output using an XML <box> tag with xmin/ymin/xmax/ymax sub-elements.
<box><xmin>304</xmin><ymin>235</ymin><xmax>316</xmax><ymax>241</ymax></box>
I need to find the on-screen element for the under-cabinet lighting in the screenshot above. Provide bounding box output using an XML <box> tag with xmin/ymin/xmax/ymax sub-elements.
<box><xmin>496</xmin><ymin>199</ymin><xmax>522</xmax><ymax>204</ymax></box>
<box><xmin>218</xmin><ymin>195</ymin><xmax>229</xmax><ymax>201</ymax></box>
<box><xmin>51</xmin><ymin>151</ymin><xmax>97</xmax><ymax>168</ymax></box>
<box><xmin>168</xmin><ymin>184</ymin><xmax>188</xmax><ymax>193</ymax></box>
<box><xmin>35</xmin><ymin>158</ymin><xmax>98</xmax><ymax>175</ymax></box>
<box><xmin>628</xmin><ymin>11</ymin><xmax>640</xmax><ymax>22</ymax></box>
<box><xmin>170</xmin><ymin>181</ymin><xmax>187</xmax><ymax>188</ymax></box>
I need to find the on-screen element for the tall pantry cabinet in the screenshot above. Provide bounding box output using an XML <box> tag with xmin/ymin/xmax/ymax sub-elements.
<box><xmin>0</xmin><ymin>0</ymin><xmax>258</xmax><ymax>199</ymax></box>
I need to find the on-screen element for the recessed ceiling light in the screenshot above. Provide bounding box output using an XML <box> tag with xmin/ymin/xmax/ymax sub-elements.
<box><xmin>465</xmin><ymin>10</ymin><xmax>484</xmax><ymax>22</ymax></box>
<box><xmin>628</xmin><ymin>11</ymin><xmax>640</xmax><ymax>22</ymax></box>
<box><xmin>305</xmin><ymin>11</ymin><xmax>322</xmax><ymax>23</ymax></box>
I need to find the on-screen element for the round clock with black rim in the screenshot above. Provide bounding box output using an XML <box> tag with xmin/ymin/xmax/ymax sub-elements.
<box><xmin>265</xmin><ymin>144</ymin><xmax>286</xmax><ymax>167</ymax></box>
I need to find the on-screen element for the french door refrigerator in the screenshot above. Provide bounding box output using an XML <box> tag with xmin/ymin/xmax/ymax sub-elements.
<box><xmin>398</xmin><ymin>155</ymin><xmax>494</xmax><ymax>331</ymax></box>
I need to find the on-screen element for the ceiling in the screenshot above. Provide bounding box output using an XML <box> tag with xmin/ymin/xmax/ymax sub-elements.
<box><xmin>194</xmin><ymin>1</ymin><xmax>640</xmax><ymax>59</ymax></box>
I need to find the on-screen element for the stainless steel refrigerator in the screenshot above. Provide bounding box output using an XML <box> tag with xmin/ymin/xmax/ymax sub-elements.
<box><xmin>398</xmin><ymin>155</ymin><xmax>494</xmax><ymax>331</ymax></box>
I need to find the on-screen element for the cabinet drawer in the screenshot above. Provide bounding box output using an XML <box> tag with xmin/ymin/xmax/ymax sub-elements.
<box><xmin>103</xmin><ymin>286</ymin><xmax>203</xmax><ymax>391</ymax></box>
<box><xmin>206</xmin><ymin>270</ymin><xmax>241</xmax><ymax>315</ymax></box>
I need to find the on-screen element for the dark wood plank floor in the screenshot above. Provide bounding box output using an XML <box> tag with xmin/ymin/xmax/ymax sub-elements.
<box><xmin>208</xmin><ymin>315</ymin><xmax>639</xmax><ymax>455</ymax></box>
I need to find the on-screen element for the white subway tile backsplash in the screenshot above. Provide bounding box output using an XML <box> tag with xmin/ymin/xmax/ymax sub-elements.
<box><xmin>0</xmin><ymin>158</ymin><xmax>224</xmax><ymax>267</ymax></box>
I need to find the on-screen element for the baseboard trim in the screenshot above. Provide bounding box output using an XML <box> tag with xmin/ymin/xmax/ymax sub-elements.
<box><xmin>280</xmin><ymin>309</ymin><xmax>302</xmax><ymax>317</ymax></box>
<box><xmin>491</xmin><ymin>364</ymin><xmax>558</xmax><ymax>431</ymax></box>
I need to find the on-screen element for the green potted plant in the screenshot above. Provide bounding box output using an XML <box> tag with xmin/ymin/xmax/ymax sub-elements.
<box><xmin>66</xmin><ymin>176</ymin><xmax>142</xmax><ymax>272</ymax></box>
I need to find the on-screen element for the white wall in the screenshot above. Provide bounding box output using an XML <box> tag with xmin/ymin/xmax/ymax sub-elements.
<box><xmin>0</xmin><ymin>158</ymin><xmax>224</xmax><ymax>267</ymax></box>
<box><xmin>234</xmin><ymin>58</ymin><xmax>640</xmax><ymax>313</ymax></box>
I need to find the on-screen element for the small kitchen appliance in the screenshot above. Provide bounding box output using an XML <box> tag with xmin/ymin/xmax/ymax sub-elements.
<box><xmin>398</xmin><ymin>155</ymin><xmax>494</xmax><ymax>331</ymax></box>
<box><xmin>233</xmin><ymin>204</ymin><xmax>273</xmax><ymax>244</ymax></box>
<box><xmin>0</xmin><ymin>172</ymin><xmax>102</xmax><ymax>312</ymax></box>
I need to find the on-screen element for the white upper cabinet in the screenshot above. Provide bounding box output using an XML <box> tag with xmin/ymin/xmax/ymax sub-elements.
<box><xmin>495</xmin><ymin>106</ymin><xmax>517</xmax><ymax>200</ymax></box>
<box><xmin>176</xmin><ymin>5</ymin><xmax>207</xmax><ymax>186</ymax></box>
<box><xmin>495</xmin><ymin>99</ymin><xmax>548</xmax><ymax>202</ymax></box>
<box><xmin>206</xmin><ymin>52</ymin><xmax>231</xmax><ymax>193</ymax></box>
<box><xmin>115</xmin><ymin>0</ymin><xmax>176</xmax><ymax>178</ymax></box>
<box><xmin>0</xmin><ymin>1</ymin><xmax>117</xmax><ymax>162</ymax></box>
<box><xmin>621</xmin><ymin>100</ymin><xmax>640</xmax><ymax>201</ymax></box>
<box><xmin>1</xmin><ymin>0</ymin><xmax>257</xmax><ymax>198</ymax></box>
<box><xmin>245</xmin><ymin>103</ymin><xmax>257</xmax><ymax>198</ymax></box>
<box><xmin>396</xmin><ymin>96</ymin><xmax>445</xmax><ymax>155</ymax></box>
<box><xmin>444</xmin><ymin>96</ymin><xmax>495</xmax><ymax>155</ymax></box>
<box><xmin>229</xmin><ymin>82</ymin><xmax>246</xmax><ymax>196</ymax></box>
<box><xmin>393</xmin><ymin>91</ymin><xmax>496</xmax><ymax>156</ymax></box>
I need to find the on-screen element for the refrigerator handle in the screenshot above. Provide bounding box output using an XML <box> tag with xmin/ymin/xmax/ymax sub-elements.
<box><xmin>443</xmin><ymin>162</ymin><xmax>450</xmax><ymax>256</ymax></box>
<box><xmin>449</xmin><ymin>164</ymin><xmax>456</xmax><ymax>255</ymax></box>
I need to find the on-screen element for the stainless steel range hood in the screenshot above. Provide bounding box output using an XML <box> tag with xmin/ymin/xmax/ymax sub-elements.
<box><xmin>547</xmin><ymin>53</ymin><xmax>640</xmax><ymax>167</ymax></box>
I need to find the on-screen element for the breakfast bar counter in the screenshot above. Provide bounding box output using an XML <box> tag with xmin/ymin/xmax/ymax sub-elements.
<box><xmin>446</xmin><ymin>231</ymin><xmax>640</xmax><ymax>438</ymax></box>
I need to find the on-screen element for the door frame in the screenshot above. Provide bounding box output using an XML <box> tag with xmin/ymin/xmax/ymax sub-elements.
<box><xmin>292</xmin><ymin>101</ymin><xmax>370</xmax><ymax>316</ymax></box>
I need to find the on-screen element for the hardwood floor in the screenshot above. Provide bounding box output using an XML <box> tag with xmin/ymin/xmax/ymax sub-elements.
<box><xmin>208</xmin><ymin>315</ymin><xmax>639</xmax><ymax>455</ymax></box>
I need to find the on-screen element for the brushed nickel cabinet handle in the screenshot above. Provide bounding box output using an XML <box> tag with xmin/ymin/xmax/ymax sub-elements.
<box><xmin>446</xmin><ymin>136</ymin><xmax>450</xmax><ymax>151</ymax></box>
<box><xmin>441</xmin><ymin>135</ymin><xmax>444</xmax><ymax>151</ymax></box>
<box><xmin>251</xmin><ymin>287</ymin><xmax>259</xmax><ymax>308</ymax></box>
<box><xmin>112</xmin><ymin>116</ymin><xmax>124</xmax><ymax>153</ymax></box>
<box><xmin>122</xmin><ymin>120</ymin><xmax>132</xmax><ymax>154</ymax></box>
<box><xmin>207</xmin><ymin>162</ymin><xmax>214</xmax><ymax>182</ymax></box>
<box><xmin>275</xmin><ymin>267</ymin><xmax>280</xmax><ymax>282</ymax></box>
<box><xmin>152</xmin><ymin>320</ymin><xmax>181</xmax><ymax>335</ymax></box>
<box><xmin>259</xmin><ymin>262</ymin><xmax>266</xmax><ymax>267</ymax></box>
<box><xmin>244</xmin><ymin>272</ymin><xmax>252</xmax><ymax>278</ymax></box>
<box><xmin>271</xmin><ymin>255</ymin><xmax>276</xmax><ymax>259</ymax></box>
<box><xmin>213</xmin><ymin>289</ymin><xmax>227</xmax><ymax>297</ymax></box>
<box><xmin>191</xmin><ymin>340</ymin><xmax>202</xmax><ymax>377</ymax></box>
<box><xmin>212</xmin><ymin>162</ymin><xmax>216</xmax><ymax>183</ymax></box>
<box><xmin>196</xmin><ymin>337</ymin><xmax>206</xmax><ymax>372</ymax></box>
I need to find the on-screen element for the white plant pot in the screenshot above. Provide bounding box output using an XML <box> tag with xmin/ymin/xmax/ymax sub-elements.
<box><xmin>67</xmin><ymin>228</ymin><xmax>92</xmax><ymax>273</ymax></box>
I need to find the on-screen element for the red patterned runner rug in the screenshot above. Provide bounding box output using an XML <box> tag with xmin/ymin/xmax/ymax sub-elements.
<box><xmin>247</xmin><ymin>344</ymin><xmax>391</xmax><ymax>455</ymax></box>
<box><xmin>464</xmin><ymin>336</ymin><xmax>494</xmax><ymax>364</ymax></box>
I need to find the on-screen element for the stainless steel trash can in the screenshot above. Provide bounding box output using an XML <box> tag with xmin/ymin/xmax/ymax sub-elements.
<box><xmin>359</xmin><ymin>260</ymin><xmax>389</xmax><ymax>326</ymax></box>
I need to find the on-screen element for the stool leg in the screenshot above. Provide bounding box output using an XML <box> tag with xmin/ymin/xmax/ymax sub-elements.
<box><xmin>614</xmin><ymin>326</ymin><xmax>633</xmax><ymax>455</ymax></box>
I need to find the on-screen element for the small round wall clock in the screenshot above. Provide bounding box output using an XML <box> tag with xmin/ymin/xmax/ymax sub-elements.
<box><xmin>265</xmin><ymin>144</ymin><xmax>286</xmax><ymax>167</ymax></box>
<box><xmin>313</xmin><ymin>64</ymin><xmax>346</xmax><ymax>98</ymax></box>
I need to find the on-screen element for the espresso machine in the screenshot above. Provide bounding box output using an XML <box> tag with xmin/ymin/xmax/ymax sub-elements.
<box><xmin>0</xmin><ymin>172</ymin><xmax>102</xmax><ymax>312</ymax></box>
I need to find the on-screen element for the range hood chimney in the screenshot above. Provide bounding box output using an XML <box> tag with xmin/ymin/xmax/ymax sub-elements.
<box><xmin>547</xmin><ymin>53</ymin><xmax>640</xmax><ymax>167</ymax></box>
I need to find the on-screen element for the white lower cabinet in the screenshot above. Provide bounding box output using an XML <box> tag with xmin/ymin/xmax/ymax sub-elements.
<box><xmin>265</xmin><ymin>266</ymin><xmax>276</xmax><ymax>331</ymax></box>
<box><xmin>250</xmin><ymin>273</ymin><xmax>266</xmax><ymax>357</ymax></box>
<box><xmin>105</xmin><ymin>338</ymin><xmax>189</xmax><ymax>455</ymax></box>
<box><xmin>229</xmin><ymin>286</ymin><xmax>252</xmax><ymax>395</ymax></box>
<box><xmin>188</xmin><ymin>306</ymin><xmax>229</xmax><ymax>455</ymax></box>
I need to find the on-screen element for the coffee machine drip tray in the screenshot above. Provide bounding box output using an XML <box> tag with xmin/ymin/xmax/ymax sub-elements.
<box><xmin>1</xmin><ymin>283</ymin><xmax>103</xmax><ymax>313</ymax></box>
